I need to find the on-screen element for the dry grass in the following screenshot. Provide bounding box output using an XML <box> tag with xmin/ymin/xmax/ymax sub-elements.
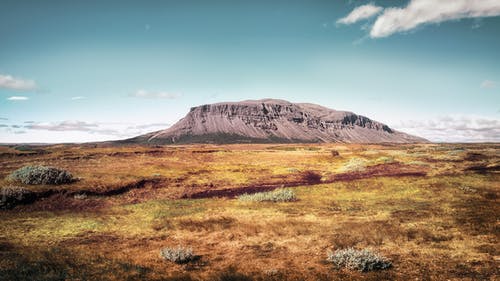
<box><xmin>0</xmin><ymin>143</ymin><xmax>498</xmax><ymax>280</ymax></box>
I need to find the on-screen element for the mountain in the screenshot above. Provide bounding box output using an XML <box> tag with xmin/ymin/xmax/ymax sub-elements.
<box><xmin>126</xmin><ymin>99</ymin><xmax>428</xmax><ymax>144</ymax></box>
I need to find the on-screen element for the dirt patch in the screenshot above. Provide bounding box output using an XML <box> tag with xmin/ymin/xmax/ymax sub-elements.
<box><xmin>330</xmin><ymin>163</ymin><xmax>427</xmax><ymax>181</ymax></box>
<box><xmin>464</xmin><ymin>164</ymin><xmax>500</xmax><ymax>174</ymax></box>
<box><xmin>17</xmin><ymin>192</ymin><xmax>110</xmax><ymax>212</ymax></box>
<box><xmin>4</xmin><ymin>178</ymin><xmax>169</xmax><ymax>211</ymax></box>
<box><xmin>83</xmin><ymin>178</ymin><xmax>167</xmax><ymax>196</ymax></box>
<box><xmin>185</xmin><ymin>184</ymin><xmax>282</xmax><ymax>199</ymax></box>
<box><xmin>186</xmin><ymin>163</ymin><xmax>427</xmax><ymax>199</ymax></box>
<box><xmin>191</xmin><ymin>149</ymin><xmax>227</xmax><ymax>154</ymax></box>
<box><xmin>464</xmin><ymin>152</ymin><xmax>489</xmax><ymax>161</ymax></box>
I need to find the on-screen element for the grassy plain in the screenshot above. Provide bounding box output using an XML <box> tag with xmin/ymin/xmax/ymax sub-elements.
<box><xmin>0</xmin><ymin>143</ymin><xmax>498</xmax><ymax>280</ymax></box>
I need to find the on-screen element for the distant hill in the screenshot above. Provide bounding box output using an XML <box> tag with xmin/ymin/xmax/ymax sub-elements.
<box><xmin>125</xmin><ymin>99</ymin><xmax>428</xmax><ymax>144</ymax></box>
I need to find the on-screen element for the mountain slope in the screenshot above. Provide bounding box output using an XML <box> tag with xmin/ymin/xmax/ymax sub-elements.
<box><xmin>127</xmin><ymin>99</ymin><xmax>428</xmax><ymax>144</ymax></box>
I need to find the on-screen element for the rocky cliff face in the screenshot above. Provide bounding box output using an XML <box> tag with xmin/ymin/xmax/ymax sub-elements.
<box><xmin>128</xmin><ymin>99</ymin><xmax>427</xmax><ymax>144</ymax></box>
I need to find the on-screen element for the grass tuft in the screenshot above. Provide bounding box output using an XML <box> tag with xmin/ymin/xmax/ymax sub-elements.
<box><xmin>7</xmin><ymin>165</ymin><xmax>74</xmax><ymax>185</ymax></box>
<box><xmin>326</xmin><ymin>247</ymin><xmax>391</xmax><ymax>272</ymax></box>
<box><xmin>338</xmin><ymin>158</ymin><xmax>368</xmax><ymax>173</ymax></box>
<box><xmin>160</xmin><ymin>246</ymin><xmax>195</xmax><ymax>264</ymax></box>
<box><xmin>238</xmin><ymin>188</ymin><xmax>296</xmax><ymax>202</ymax></box>
<box><xmin>0</xmin><ymin>186</ymin><xmax>34</xmax><ymax>209</ymax></box>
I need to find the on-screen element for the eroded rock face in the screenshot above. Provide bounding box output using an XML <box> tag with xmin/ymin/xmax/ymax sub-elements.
<box><xmin>129</xmin><ymin>99</ymin><xmax>428</xmax><ymax>144</ymax></box>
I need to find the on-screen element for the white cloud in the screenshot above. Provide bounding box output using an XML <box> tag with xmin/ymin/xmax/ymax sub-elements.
<box><xmin>71</xmin><ymin>96</ymin><xmax>86</xmax><ymax>100</ymax></box>
<box><xmin>7</xmin><ymin>96</ymin><xmax>29</xmax><ymax>101</ymax></box>
<box><xmin>27</xmin><ymin>120</ymin><xmax>99</xmax><ymax>132</ymax></box>
<box><xmin>394</xmin><ymin>115</ymin><xmax>500</xmax><ymax>142</ymax></box>
<box><xmin>0</xmin><ymin>74</ymin><xmax>37</xmax><ymax>91</ymax></box>
<box><xmin>337</xmin><ymin>0</ymin><xmax>500</xmax><ymax>38</ymax></box>
<box><xmin>4</xmin><ymin>120</ymin><xmax>169</xmax><ymax>143</ymax></box>
<box><xmin>370</xmin><ymin>0</ymin><xmax>500</xmax><ymax>38</ymax></box>
<box><xmin>337</xmin><ymin>4</ymin><xmax>383</xmax><ymax>25</ymax></box>
<box><xmin>480</xmin><ymin>80</ymin><xmax>497</xmax><ymax>89</ymax></box>
<box><xmin>130</xmin><ymin>89</ymin><xmax>180</xmax><ymax>99</ymax></box>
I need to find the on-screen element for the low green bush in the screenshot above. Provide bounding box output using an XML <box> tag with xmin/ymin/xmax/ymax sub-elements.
<box><xmin>160</xmin><ymin>246</ymin><xmax>194</xmax><ymax>264</ymax></box>
<box><xmin>338</xmin><ymin>158</ymin><xmax>367</xmax><ymax>173</ymax></box>
<box><xmin>238</xmin><ymin>188</ymin><xmax>296</xmax><ymax>202</ymax></box>
<box><xmin>7</xmin><ymin>165</ymin><xmax>74</xmax><ymax>185</ymax></box>
<box><xmin>0</xmin><ymin>186</ymin><xmax>34</xmax><ymax>209</ymax></box>
<box><xmin>326</xmin><ymin>247</ymin><xmax>391</xmax><ymax>272</ymax></box>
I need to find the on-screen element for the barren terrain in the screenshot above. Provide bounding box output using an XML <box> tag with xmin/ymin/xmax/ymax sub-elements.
<box><xmin>0</xmin><ymin>143</ymin><xmax>498</xmax><ymax>280</ymax></box>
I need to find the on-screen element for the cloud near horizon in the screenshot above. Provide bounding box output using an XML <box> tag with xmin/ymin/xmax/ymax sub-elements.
<box><xmin>130</xmin><ymin>89</ymin><xmax>180</xmax><ymax>99</ymax></box>
<box><xmin>7</xmin><ymin>120</ymin><xmax>171</xmax><ymax>142</ymax></box>
<box><xmin>7</xmin><ymin>96</ymin><xmax>29</xmax><ymax>101</ymax></box>
<box><xmin>0</xmin><ymin>74</ymin><xmax>37</xmax><ymax>91</ymax></box>
<box><xmin>338</xmin><ymin>0</ymin><xmax>500</xmax><ymax>38</ymax></box>
<box><xmin>480</xmin><ymin>80</ymin><xmax>497</xmax><ymax>89</ymax></box>
<box><xmin>394</xmin><ymin>115</ymin><xmax>500</xmax><ymax>142</ymax></box>
<box><xmin>27</xmin><ymin>120</ymin><xmax>99</xmax><ymax>132</ymax></box>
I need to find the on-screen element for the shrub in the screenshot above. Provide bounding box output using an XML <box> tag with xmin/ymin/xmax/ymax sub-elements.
<box><xmin>375</xmin><ymin>156</ymin><xmax>395</xmax><ymax>164</ymax></box>
<box><xmin>73</xmin><ymin>193</ymin><xmax>88</xmax><ymax>200</ymax></box>
<box><xmin>301</xmin><ymin>171</ymin><xmax>322</xmax><ymax>184</ymax></box>
<box><xmin>7</xmin><ymin>165</ymin><xmax>74</xmax><ymax>185</ymax></box>
<box><xmin>0</xmin><ymin>186</ymin><xmax>34</xmax><ymax>209</ymax></box>
<box><xmin>331</xmin><ymin>150</ymin><xmax>340</xmax><ymax>157</ymax></box>
<box><xmin>326</xmin><ymin>248</ymin><xmax>391</xmax><ymax>272</ymax></box>
<box><xmin>160</xmin><ymin>246</ymin><xmax>194</xmax><ymax>264</ymax></box>
<box><xmin>338</xmin><ymin>158</ymin><xmax>367</xmax><ymax>173</ymax></box>
<box><xmin>238</xmin><ymin>188</ymin><xmax>296</xmax><ymax>202</ymax></box>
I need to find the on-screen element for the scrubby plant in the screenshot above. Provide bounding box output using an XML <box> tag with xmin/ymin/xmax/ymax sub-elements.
<box><xmin>331</xmin><ymin>150</ymin><xmax>340</xmax><ymax>157</ymax></box>
<box><xmin>73</xmin><ymin>193</ymin><xmax>88</xmax><ymax>200</ymax></box>
<box><xmin>375</xmin><ymin>156</ymin><xmax>395</xmax><ymax>164</ymax></box>
<box><xmin>160</xmin><ymin>246</ymin><xmax>194</xmax><ymax>264</ymax></box>
<box><xmin>238</xmin><ymin>188</ymin><xmax>296</xmax><ymax>202</ymax></box>
<box><xmin>326</xmin><ymin>248</ymin><xmax>391</xmax><ymax>272</ymax></box>
<box><xmin>338</xmin><ymin>158</ymin><xmax>367</xmax><ymax>173</ymax></box>
<box><xmin>0</xmin><ymin>186</ymin><xmax>34</xmax><ymax>209</ymax></box>
<box><xmin>458</xmin><ymin>186</ymin><xmax>477</xmax><ymax>193</ymax></box>
<box><xmin>7</xmin><ymin>165</ymin><xmax>74</xmax><ymax>185</ymax></box>
<box><xmin>301</xmin><ymin>170</ymin><xmax>322</xmax><ymax>183</ymax></box>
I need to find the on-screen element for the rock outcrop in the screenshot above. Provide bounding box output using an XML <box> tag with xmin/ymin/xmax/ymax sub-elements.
<box><xmin>127</xmin><ymin>99</ymin><xmax>427</xmax><ymax>144</ymax></box>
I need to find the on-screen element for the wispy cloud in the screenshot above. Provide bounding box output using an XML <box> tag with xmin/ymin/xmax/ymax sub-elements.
<box><xmin>480</xmin><ymin>80</ymin><xmax>497</xmax><ymax>89</ymax></box>
<box><xmin>130</xmin><ymin>89</ymin><xmax>180</xmax><ymax>99</ymax></box>
<box><xmin>27</xmin><ymin>121</ymin><xmax>99</xmax><ymax>132</ymax></box>
<box><xmin>337</xmin><ymin>0</ymin><xmax>500</xmax><ymax>38</ymax></box>
<box><xmin>21</xmin><ymin>120</ymin><xmax>169</xmax><ymax>140</ymax></box>
<box><xmin>0</xmin><ymin>74</ymin><xmax>37</xmax><ymax>91</ymax></box>
<box><xmin>394</xmin><ymin>115</ymin><xmax>500</xmax><ymax>142</ymax></box>
<box><xmin>71</xmin><ymin>96</ymin><xmax>86</xmax><ymax>100</ymax></box>
<box><xmin>127</xmin><ymin>123</ymin><xmax>169</xmax><ymax>130</ymax></box>
<box><xmin>7</xmin><ymin>96</ymin><xmax>29</xmax><ymax>101</ymax></box>
<box><xmin>337</xmin><ymin>4</ymin><xmax>383</xmax><ymax>25</ymax></box>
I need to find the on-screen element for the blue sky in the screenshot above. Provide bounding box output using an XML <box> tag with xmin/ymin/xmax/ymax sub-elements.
<box><xmin>0</xmin><ymin>0</ymin><xmax>499</xmax><ymax>143</ymax></box>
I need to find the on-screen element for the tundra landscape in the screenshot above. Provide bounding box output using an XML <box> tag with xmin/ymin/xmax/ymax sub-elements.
<box><xmin>0</xmin><ymin>142</ymin><xmax>498</xmax><ymax>280</ymax></box>
<box><xmin>2</xmin><ymin>1</ymin><xmax>500</xmax><ymax>280</ymax></box>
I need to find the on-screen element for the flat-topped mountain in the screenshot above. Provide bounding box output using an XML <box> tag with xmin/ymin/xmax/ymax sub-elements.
<box><xmin>127</xmin><ymin>99</ymin><xmax>427</xmax><ymax>144</ymax></box>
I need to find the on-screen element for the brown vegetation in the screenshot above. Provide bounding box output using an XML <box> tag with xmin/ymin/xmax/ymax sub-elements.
<box><xmin>0</xmin><ymin>143</ymin><xmax>498</xmax><ymax>280</ymax></box>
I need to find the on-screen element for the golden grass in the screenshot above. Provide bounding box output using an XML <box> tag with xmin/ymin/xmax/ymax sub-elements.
<box><xmin>0</xmin><ymin>143</ymin><xmax>498</xmax><ymax>280</ymax></box>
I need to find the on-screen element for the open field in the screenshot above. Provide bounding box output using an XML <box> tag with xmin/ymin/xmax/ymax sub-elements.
<box><xmin>0</xmin><ymin>143</ymin><xmax>498</xmax><ymax>280</ymax></box>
